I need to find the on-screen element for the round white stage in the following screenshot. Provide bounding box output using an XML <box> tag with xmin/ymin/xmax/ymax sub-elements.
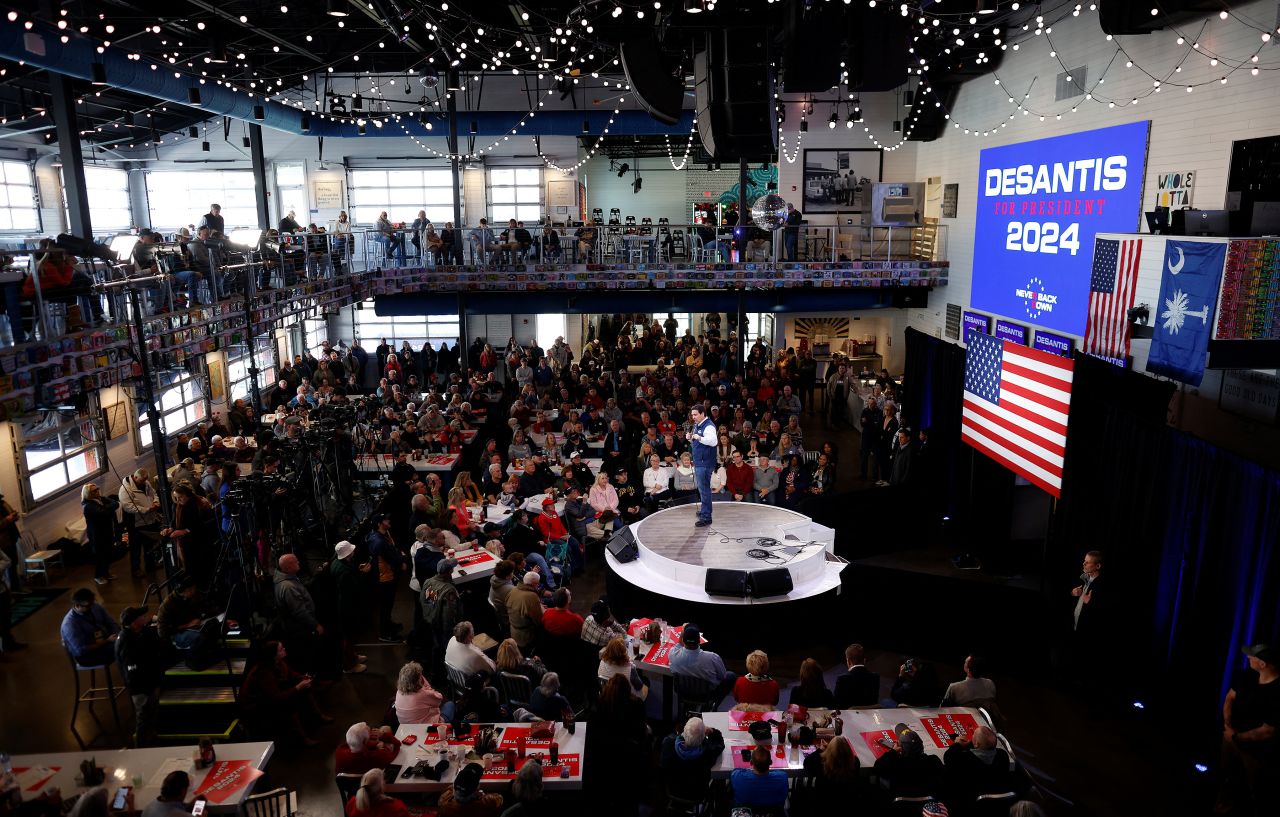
<box><xmin>605</xmin><ymin>503</ymin><xmax>847</xmax><ymax>605</ymax></box>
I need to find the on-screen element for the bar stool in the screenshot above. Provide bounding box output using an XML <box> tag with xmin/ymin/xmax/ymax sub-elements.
<box><xmin>64</xmin><ymin>641</ymin><xmax>126</xmax><ymax>748</ymax></box>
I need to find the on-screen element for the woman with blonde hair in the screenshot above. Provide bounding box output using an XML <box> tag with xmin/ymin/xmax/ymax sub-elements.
<box><xmin>797</xmin><ymin>735</ymin><xmax>864</xmax><ymax>813</ymax></box>
<box><xmin>345</xmin><ymin>768</ymin><xmax>409</xmax><ymax>817</ymax></box>
<box><xmin>588</xmin><ymin>471</ymin><xmax>619</xmax><ymax>516</ymax></box>
<box><xmin>454</xmin><ymin>471</ymin><xmax>482</xmax><ymax>505</ymax></box>
<box><xmin>393</xmin><ymin>661</ymin><xmax>444</xmax><ymax>724</ymax></box>
<box><xmin>597</xmin><ymin>636</ymin><xmax>648</xmax><ymax>700</ymax></box>
<box><xmin>495</xmin><ymin>638</ymin><xmax>546</xmax><ymax>687</ymax></box>
<box><xmin>732</xmin><ymin>650</ymin><xmax>780</xmax><ymax>707</ymax></box>
<box><xmin>446</xmin><ymin>486</ymin><xmax>472</xmax><ymax>539</ymax></box>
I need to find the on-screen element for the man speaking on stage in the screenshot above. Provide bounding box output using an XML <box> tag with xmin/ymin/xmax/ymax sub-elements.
<box><xmin>687</xmin><ymin>404</ymin><xmax>718</xmax><ymax>528</ymax></box>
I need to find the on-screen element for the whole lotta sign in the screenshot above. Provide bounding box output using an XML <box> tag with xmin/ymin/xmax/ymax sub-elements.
<box><xmin>971</xmin><ymin>121</ymin><xmax>1151</xmax><ymax>336</ymax></box>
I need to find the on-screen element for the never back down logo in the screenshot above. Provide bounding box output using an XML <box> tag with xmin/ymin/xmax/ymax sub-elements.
<box><xmin>1015</xmin><ymin>277</ymin><xmax>1058</xmax><ymax>321</ymax></box>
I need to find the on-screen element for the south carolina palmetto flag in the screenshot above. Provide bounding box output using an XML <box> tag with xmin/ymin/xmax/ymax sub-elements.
<box><xmin>1084</xmin><ymin>237</ymin><xmax>1143</xmax><ymax>360</ymax></box>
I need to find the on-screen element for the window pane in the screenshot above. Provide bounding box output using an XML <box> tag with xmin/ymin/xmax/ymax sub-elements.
<box><xmin>275</xmin><ymin>163</ymin><xmax>305</xmax><ymax>186</ymax></box>
<box><xmin>514</xmin><ymin>168</ymin><xmax>541</xmax><ymax>186</ymax></box>
<box><xmin>388</xmin><ymin>170</ymin><xmax>424</xmax><ymax>187</ymax></box>
<box><xmin>516</xmin><ymin>206</ymin><xmax>542</xmax><ymax>223</ymax></box>
<box><xmin>515</xmin><ymin>186</ymin><xmax>540</xmax><ymax>203</ymax></box>
<box><xmin>490</xmin><ymin>169</ymin><xmax>515</xmax><ymax>185</ymax></box>
<box><xmin>388</xmin><ymin>189</ymin><xmax>420</xmax><ymax>206</ymax></box>
<box><xmin>351</xmin><ymin>170</ymin><xmax>387</xmax><ymax>187</ymax></box>
<box><xmin>492</xmin><ymin>206</ymin><xmax>515</xmax><ymax>223</ymax></box>
<box><xmin>350</xmin><ymin>189</ymin><xmax>386</xmax><ymax>206</ymax></box>
<box><xmin>4</xmin><ymin>162</ymin><xmax>31</xmax><ymax>185</ymax></box>
<box><xmin>423</xmin><ymin>170</ymin><xmax>452</xmax><ymax>186</ymax></box>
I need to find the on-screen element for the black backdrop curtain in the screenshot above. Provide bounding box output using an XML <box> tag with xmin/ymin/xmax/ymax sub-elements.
<box><xmin>1053</xmin><ymin>353</ymin><xmax>1280</xmax><ymax>741</ymax></box>
<box><xmin>903</xmin><ymin>327</ymin><xmax>968</xmax><ymax>519</ymax></box>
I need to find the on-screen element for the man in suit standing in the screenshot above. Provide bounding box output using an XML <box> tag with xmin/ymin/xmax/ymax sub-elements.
<box><xmin>687</xmin><ymin>404</ymin><xmax>718</xmax><ymax>528</ymax></box>
<box><xmin>834</xmin><ymin>643</ymin><xmax>881</xmax><ymax>708</ymax></box>
<box><xmin>603</xmin><ymin>419</ymin><xmax>630</xmax><ymax>476</ymax></box>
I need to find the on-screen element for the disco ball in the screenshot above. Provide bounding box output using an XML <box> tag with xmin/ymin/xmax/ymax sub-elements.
<box><xmin>419</xmin><ymin>74</ymin><xmax>440</xmax><ymax>88</ymax></box>
<box><xmin>751</xmin><ymin>193</ymin><xmax>788</xmax><ymax>230</ymax></box>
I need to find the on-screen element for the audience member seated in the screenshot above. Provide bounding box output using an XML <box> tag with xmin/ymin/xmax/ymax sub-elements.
<box><xmin>732</xmin><ymin>649</ymin><xmax>780</xmax><ymax>707</ymax></box>
<box><xmin>943</xmin><ymin>725</ymin><xmax>1016</xmax><ymax>804</ymax></box>
<box><xmin>394</xmin><ymin>660</ymin><xmax>445</xmax><ymax>724</ymax></box>
<box><xmin>437</xmin><ymin>762</ymin><xmax>504</xmax><ymax>817</ymax></box>
<box><xmin>60</xmin><ymin>587</ymin><xmax>120</xmax><ymax>667</ymax></box>
<box><xmin>788</xmin><ymin>657</ymin><xmax>838</xmax><ymax>709</ymax></box>
<box><xmin>528</xmin><ymin>671</ymin><xmax>572</xmax><ymax>720</ymax></box>
<box><xmin>597</xmin><ymin>636</ymin><xmax>648</xmax><ymax>700</ymax></box>
<box><xmin>239</xmin><ymin>640</ymin><xmax>331</xmax><ymax>746</ymax></box>
<box><xmin>445</xmin><ymin>621</ymin><xmax>497</xmax><ymax>676</ymax></box>
<box><xmin>798</xmin><ymin>736</ymin><xmax>864</xmax><ymax>813</ymax></box>
<box><xmin>139</xmin><ymin>770</ymin><xmax>191</xmax><ymax>817</ymax></box>
<box><xmin>496</xmin><ymin>638</ymin><xmax>547</xmax><ymax>689</ymax></box>
<box><xmin>345</xmin><ymin>769</ymin><xmax>409</xmax><ymax>817</ymax></box>
<box><xmin>584</xmin><ymin>675</ymin><xmax>650</xmax><ymax>809</ymax></box>
<box><xmin>730</xmin><ymin>746</ymin><xmax>789</xmax><ymax>812</ymax></box>
<box><xmin>505</xmin><ymin>572</ymin><xmax>545</xmax><ymax>650</ymax></box>
<box><xmin>660</xmin><ymin>716</ymin><xmax>725</xmax><ymax>803</ymax></box>
<box><xmin>669</xmin><ymin>624</ymin><xmax>736</xmax><ymax>701</ymax></box>
<box><xmin>834</xmin><ymin>643</ymin><xmax>881</xmax><ymax>708</ymax></box>
<box><xmin>873</xmin><ymin>725</ymin><xmax>944</xmax><ymax>799</ymax></box>
<box><xmin>335</xmin><ymin>722</ymin><xmax>402</xmax><ymax>775</ymax></box>
<box><xmin>501</xmin><ymin>758</ymin><xmax>549</xmax><ymax>817</ymax></box>
<box><xmin>891</xmin><ymin>658</ymin><xmax>945</xmax><ymax>707</ymax></box>
<box><xmin>155</xmin><ymin>578</ymin><xmax>208</xmax><ymax>654</ymax></box>
<box><xmin>581</xmin><ymin>599</ymin><xmax>628</xmax><ymax>648</ymax></box>
<box><xmin>541</xmin><ymin>588</ymin><xmax>584</xmax><ymax>638</ymax></box>
<box><xmin>942</xmin><ymin>654</ymin><xmax>997</xmax><ymax>707</ymax></box>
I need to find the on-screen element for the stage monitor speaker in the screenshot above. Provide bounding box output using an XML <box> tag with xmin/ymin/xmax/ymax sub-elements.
<box><xmin>606</xmin><ymin>526</ymin><xmax>639</xmax><ymax>563</ymax></box>
<box><xmin>748</xmin><ymin>568</ymin><xmax>794</xmax><ymax>598</ymax></box>
<box><xmin>619</xmin><ymin>35</ymin><xmax>683</xmax><ymax>126</ymax></box>
<box><xmin>892</xmin><ymin>288</ymin><xmax>929</xmax><ymax>309</ymax></box>
<box><xmin>705</xmin><ymin>568</ymin><xmax>749</xmax><ymax>597</ymax></box>
<box><xmin>693</xmin><ymin>29</ymin><xmax>775</xmax><ymax>162</ymax></box>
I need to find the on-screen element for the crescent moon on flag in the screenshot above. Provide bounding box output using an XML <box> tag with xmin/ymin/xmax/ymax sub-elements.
<box><xmin>1168</xmin><ymin>246</ymin><xmax>1185</xmax><ymax>275</ymax></box>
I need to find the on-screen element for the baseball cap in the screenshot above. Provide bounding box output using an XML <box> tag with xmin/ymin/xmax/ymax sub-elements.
<box><xmin>894</xmin><ymin>723</ymin><xmax>924</xmax><ymax>756</ymax></box>
<box><xmin>542</xmin><ymin>497</ymin><xmax>556</xmax><ymax>507</ymax></box>
<box><xmin>571</xmin><ymin>451</ymin><xmax>583</xmax><ymax>459</ymax></box>
<box><xmin>334</xmin><ymin>540</ymin><xmax>356</xmax><ymax>560</ymax></box>
<box><xmin>120</xmin><ymin>606</ymin><xmax>149</xmax><ymax>627</ymax></box>
<box><xmin>452</xmin><ymin>763</ymin><xmax>483</xmax><ymax>798</ymax></box>
<box><xmin>681</xmin><ymin>624</ymin><xmax>701</xmax><ymax>648</ymax></box>
<box><xmin>437</xmin><ymin>558</ymin><xmax>458</xmax><ymax>576</ymax></box>
<box><xmin>1243</xmin><ymin>644</ymin><xmax>1278</xmax><ymax>665</ymax></box>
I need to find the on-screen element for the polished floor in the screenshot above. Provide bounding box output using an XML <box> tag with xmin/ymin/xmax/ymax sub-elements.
<box><xmin>0</xmin><ymin>405</ymin><xmax>1211</xmax><ymax>816</ymax></box>
<box><xmin>634</xmin><ymin>504</ymin><xmax>818</xmax><ymax>569</ymax></box>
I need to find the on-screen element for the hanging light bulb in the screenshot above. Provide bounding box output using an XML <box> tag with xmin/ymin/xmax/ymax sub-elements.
<box><xmin>828</xmin><ymin>110</ymin><xmax>838</xmax><ymax>128</ymax></box>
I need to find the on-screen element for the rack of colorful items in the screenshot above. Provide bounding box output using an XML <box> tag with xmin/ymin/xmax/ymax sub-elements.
<box><xmin>0</xmin><ymin>325</ymin><xmax>133</xmax><ymax>418</ymax></box>
<box><xmin>246</xmin><ymin>275</ymin><xmax>371</xmax><ymax>336</ymax></box>
<box><xmin>1217</xmin><ymin>238</ymin><xmax>1280</xmax><ymax>340</ymax></box>
<box><xmin>372</xmin><ymin>261</ymin><xmax>949</xmax><ymax>294</ymax></box>
<box><xmin>142</xmin><ymin>300</ymin><xmax>248</xmax><ymax>371</ymax></box>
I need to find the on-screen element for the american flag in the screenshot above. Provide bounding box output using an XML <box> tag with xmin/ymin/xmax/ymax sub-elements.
<box><xmin>962</xmin><ymin>331</ymin><xmax>1075</xmax><ymax>497</ymax></box>
<box><xmin>1085</xmin><ymin>237</ymin><xmax>1143</xmax><ymax>359</ymax></box>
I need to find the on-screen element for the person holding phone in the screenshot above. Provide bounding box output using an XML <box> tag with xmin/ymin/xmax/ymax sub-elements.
<box><xmin>138</xmin><ymin>771</ymin><xmax>190</xmax><ymax>817</ymax></box>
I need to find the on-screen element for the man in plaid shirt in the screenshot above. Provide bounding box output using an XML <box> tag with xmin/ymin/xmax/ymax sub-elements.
<box><xmin>580</xmin><ymin>599</ymin><xmax>628</xmax><ymax>648</ymax></box>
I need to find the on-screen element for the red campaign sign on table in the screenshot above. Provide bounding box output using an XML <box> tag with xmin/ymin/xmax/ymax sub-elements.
<box><xmin>456</xmin><ymin>551</ymin><xmax>496</xmax><ymax>568</ymax></box>
<box><xmin>727</xmin><ymin>710</ymin><xmax>781</xmax><ymax>731</ymax></box>
<box><xmin>644</xmin><ymin>642</ymin><xmax>676</xmax><ymax>667</ymax></box>
<box><xmin>918</xmin><ymin>713</ymin><xmax>981</xmax><ymax>748</ymax></box>
<box><xmin>493</xmin><ymin>726</ymin><xmax>552</xmax><ymax>751</ymax></box>
<box><xmin>861</xmin><ymin>730</ymin><xmax>897</xmax><ymax>760</ymax></box>
<box><xmin>12</xmin><ymin>767</ymin><xmax>61</xmax><ymax>792</ymax></box>
<box><xmin>480</xmin><ymin>754</ymin><xmax>580</xmax><ymax>780</ymax></box>
<box><xmin>194</xmin><ymin>760</ymin><xmax>264</xmax><ymax>805</ymax></box>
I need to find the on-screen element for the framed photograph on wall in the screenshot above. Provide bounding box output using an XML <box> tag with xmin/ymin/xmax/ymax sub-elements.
<box><xmin>802</xmin><ymin>149</ymin><xmax>883</xmax><ymax>213</ymax></box>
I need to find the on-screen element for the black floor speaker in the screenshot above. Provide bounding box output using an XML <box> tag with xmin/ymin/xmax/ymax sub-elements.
<box><xmin>704</xmin><ymin>568</ymin><xmax>749</xmax><ymax>597</ymax></box>
<box><xmin>606</xmin><ymin>526</ymin><xmax>639</xmax><ymax>563</ymax></box>
<box><xmin>748</xmin><ymin>568</ymin><xmax>794</xmax><ymax>598</ymax></box>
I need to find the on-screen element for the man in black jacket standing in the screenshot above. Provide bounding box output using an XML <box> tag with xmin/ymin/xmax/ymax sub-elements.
<box><xmin>116</xmin><ymin>606</ymin><xmax>163</xmax><ymax>746</ymax></box>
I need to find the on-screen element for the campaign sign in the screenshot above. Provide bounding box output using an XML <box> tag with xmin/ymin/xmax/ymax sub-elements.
<box><xmin>1033</xmin><ymin>330</ymin><xmax>1075</xmax><ymax>358</ymax></box>
<box><xmin>919</xmin><ymin>713</ymin><xmax>982</xmax><ymax>748</ymax></box>
<box><xmin>972</xmin><ymin>121</ymin><xmax>1151</xmax><ymax>336</ymax></box>
<box><xmin>963</xmin><ymin>311</ymin><xmax>991</xmax><ymax>345</ymax></box>
<box><xmin>994</xmin><ymin>319</ymin><xmax>1029</xmax><ymax>345</ymax></box>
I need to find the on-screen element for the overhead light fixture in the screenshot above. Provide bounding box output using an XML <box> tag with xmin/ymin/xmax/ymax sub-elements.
<box><xmin>684</xmin><ymin>0</ymin><xmax>707</xmax><ymax>12</ymax></box>
<box><xmin>893</xmin><ymin>119</ymin><xmax>902</xmax><ymax>133</ymax></box>
<box><xmin>50</xmin><ymin>155</ymin><xmax>62</xmax><ymax>167</ymax></box>
<box><xmin>91</xmin><ymin>63</ymin><xmax>107</xmax><ymax>85</ymax></box>
<box><xmin>357</xmin><ymin>122</ymin><xmax>366</xmax><ymax>136</ymax></box>
<box><xmin>352</xmin><ymin>94</ymin><xmax>363</xmax><ymax>110</ymax></box>
<box><xmin>208</xmin><ymin>39</ymin><xmax>228</xmax><ymax>64</ymax></box>
<box><xmin>469</xmin><ymin>120</ymin><xmax>477</xmax><ymax>135</ymax></box>
<box><xmin>800</xmin><ymin>119</ymin><xmax>808</xmax><ymax>132</ymax></box>
<box><xmin>976</xmin><ymin>0</ymin><xmax>995</xmax><ymax>13</ymax></box>
<box><xmin>187</xmin><ymin>87</ymin><xmax>203</xmax><ymax>106</ymax></box>
<box><xmin>187</xmin><ymin>126</ymin><xmax>199</xmax><ymax>137</ymax></box>
<box><xmin>326</xmin><ymin>0</ymin><xmax>349</xmax><ymax>16</ymax></box>
<box><xmin>242</xmin><ymin>135</ymin><xmax>251</xmax><ymax>147</ymax></box>
<box><xmin>904</xmin><ymin>89</ymin><xmax>914</xmax><ymax>107</ymax></box>
<box><xmin>252</xmin><ymin>105</ymin><xmax>265</xmax><ymax>120</ymax></box>
<box><xmin>582</xmin><ymin>119</ymin><xmax>590</xmax><ymax>134</ymax></box>
<box><xmin>300</xmin><ymin>114</ymin><xmax>311</xmax><ymax>132</ymax></box>
<box><xmin>846</xmin><ymin>110</ymin><xmax>856</xmax><ymax>129</ymax></box>
<box><xmin>632</xmin><ymin>176</ymin><xmax>643</xmax><ymax>193</ymax></box>
<box><xmin>828</xmin><ymin>110</ymin><xmax>838</xmax><ymax>129</ymax></box>
<box><xmin>713</xmin><ymin>162</ymin><xmax>721</xmax><ymax>171</ymax></box>
<box><xmin>201</xmin><ymin>141</ymin><xmax>210</xmax><ymax>151</ymax></box>
<box><xmin>616</xmin><ymin>162</ymin><xmax>630</xmax><ymax>177</ymax></box>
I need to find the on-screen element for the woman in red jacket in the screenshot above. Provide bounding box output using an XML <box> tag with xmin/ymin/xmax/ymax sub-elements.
<box><xmin>732</xmin><ymin>649</ymin><xmax>781</xmax><ymax>707</ymax></box>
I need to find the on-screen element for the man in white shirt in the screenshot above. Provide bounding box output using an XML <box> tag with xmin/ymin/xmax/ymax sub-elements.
<box><xmin>444</xmin><ymin>621</ymin><xmax>495</xmax><ymax>676</ymax></box>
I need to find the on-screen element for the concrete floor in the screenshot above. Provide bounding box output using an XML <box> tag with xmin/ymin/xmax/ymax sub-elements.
<box><xmin>0</xmin><ymin>406</ymin><xmax>1209</xmax><ymax>816</ymax></box>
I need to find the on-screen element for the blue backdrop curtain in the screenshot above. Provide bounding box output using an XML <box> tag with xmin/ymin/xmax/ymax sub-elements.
<box><xmin>1054</xmin><ymin>353</ymin><xmax>1280</xmax><ymax>743</ymax></box>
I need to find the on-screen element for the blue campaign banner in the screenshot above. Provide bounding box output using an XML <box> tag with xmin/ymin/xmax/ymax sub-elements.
<box><xmin>1147</xmin><ymin>239</ymin><xmax>1226</xmax><ymax>386</ymax></box>
<box><xmin>1032</xmin><ymin>330</ymin><xmax>1075</xmax><ymax>357</ymax></box>
<box><xmin>994</xmin><ymin>319</ymin><xmax>1029</xmax><ymax>345</ymax></box>
<box><xmin>963</xmin><ymin>311</ymin><xmax>991</xmax><ymax>344</ymax></box>
<box><xmin>971</xmin><ymin>121</ymin><xmax>1151</xmax><ymax>336</ymax></box>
